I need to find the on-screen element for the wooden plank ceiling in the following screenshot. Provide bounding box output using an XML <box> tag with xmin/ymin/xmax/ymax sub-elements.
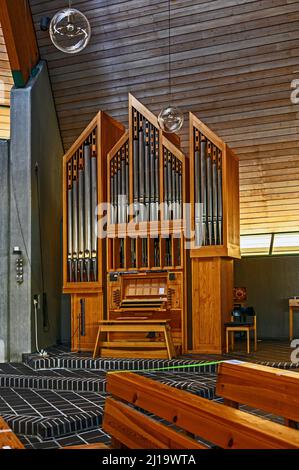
<box><xmin>0</xmin><ymin>22</ymin><xmax>12</xmax><ymax>139</ymax></box>
<box><xmin>29</xmin><ymin>0</ymin><xmax>299</xmax><ymax>236</ymax></box>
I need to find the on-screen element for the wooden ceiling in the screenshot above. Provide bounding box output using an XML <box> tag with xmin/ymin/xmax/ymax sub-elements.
<box><xmin>0</xmin><ymin>22</ymin><xmax>12</xmax><ymax>139</ymax></box>
<box><xmin>29</xmin><ymin>0</ymin><xmax>299</xmax><ymax>235</ymax></box>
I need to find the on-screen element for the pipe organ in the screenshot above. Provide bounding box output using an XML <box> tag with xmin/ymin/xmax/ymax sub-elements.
<box><xmin>106</xmin><ymin>96</ymin><xmax>186</xmax><ymax>354</ymax></box>
<box><xmin>63</xmin><ymin>112</ymin><xmax>125</xmax><ymax>351</ymax></box>
<box><xmin>63</xmin><ymin>95</ymin><xmax>240</xmax><ymax>356</ymax></box>
<box><xmin>189</xmin><ymin>113</ymin><xmax>240</xmax><ymax>354</ymax></box>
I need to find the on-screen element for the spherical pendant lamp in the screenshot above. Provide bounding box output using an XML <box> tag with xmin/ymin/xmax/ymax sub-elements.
<box><xmin>158</xmin><ymin>106</ymin><xmax>184</xmax><ymax>133</ymax></box>
<box><xmin>49</xmin><ymin>1</ymin><xmax>91</xmax><ymax>54</ymax></box>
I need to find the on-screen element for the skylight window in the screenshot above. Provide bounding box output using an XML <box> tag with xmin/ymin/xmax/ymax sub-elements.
<box><xmin>240</xmin><ymin>234</ymin><xmax>272</xmax><ymax>256</ymax></box>
<box><xmin>272</xmin><ymin>232</ymin><xmax>299</xmax><ymax>255</ymax></box>
<box><xmin>240</xmin><ymin>232</ymin><xmax>299</xmax><ymax>257</ymax></box>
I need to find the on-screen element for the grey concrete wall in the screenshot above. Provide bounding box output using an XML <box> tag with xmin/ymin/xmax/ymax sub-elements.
<box><xmin>9</xmin><ymin>61</ymin><xmax>64</xmax><ymax>360</ymax></box>
<box><xmin>0</xmin><ymin>140</ymin><xmax>10</xmax><ymax>361</ymax></box>
<box><xmin>234</xmin><ymin>256</ymin><xmax>299</xmax><ymax>340</ymax></box>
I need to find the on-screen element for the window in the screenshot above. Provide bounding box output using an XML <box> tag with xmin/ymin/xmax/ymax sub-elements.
<box><xmin>241</xmin><ymin>232</ymin><xmax>299</xmax><ymax>257</ymax></box>
<box><xmin>240</xmin><ymin>234</ymin><xmax>272</xmax><ymax>256</ymax></box>
<box><xmin>272</xmin><ymin>233</ymin><xmax>299</xmax><ymax>255</ymax></box>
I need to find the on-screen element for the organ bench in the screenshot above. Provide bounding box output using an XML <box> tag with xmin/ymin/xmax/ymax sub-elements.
<box><xmin>93</xmin><ymin>319</ymin><xmax>175</xmax><ymax>359</ymax></box>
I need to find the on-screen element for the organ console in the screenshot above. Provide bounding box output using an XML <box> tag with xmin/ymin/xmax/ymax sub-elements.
<box><xmin>63</xmin><ymin>95</ymin><xmax>240</xmax><ymax>356</ymax></box>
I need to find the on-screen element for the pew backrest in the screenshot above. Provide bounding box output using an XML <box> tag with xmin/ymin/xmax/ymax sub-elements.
<box><xmin>104</xmin><ymin>371</ymin><xmax>299</xmax><ymax>449</ymax></box>
<box><xmin>216</xmin><ymin>360</ymin><xmax>299</xmax><ymax>427</ymax></box>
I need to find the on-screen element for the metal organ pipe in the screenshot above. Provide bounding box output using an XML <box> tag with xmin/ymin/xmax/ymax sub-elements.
<box><xmin>91</xmin><ymin>136</ymin><xmax>98</xmax><ymax>281</ymax></box>
<box><xmin>217</xmin><ymin>149</ymin><xmax>223</xmax><ymax>245</ymax></box>
<box><xmin>72</xmin><ymin>153</ymin><xmax>79</xmax><ymax>282</ymax></box>
<box><xmin>84</xmin><ymin>142</ymin><xmax>92</xmax><ymax>282</ymax></box>
<box><xmin>212</xmin><ymin>145</ymin><xmax>218</xmax><ymax>246</ymax></box>
<box><xmin>138</xmin><ymin>113</ymin><xmax>145</xmax><ymax>221</ymax></box>
<box><xmin>193</xmin><ymin>128</ymin><xmax>223</xmax><ymax>247</ymax></box>
<box><xmin>67</xmin><ymin>161</ymin><xmax>73</xmax><ymax>282</ymax></box>
<box><xmin>206</xmin><ymin>141</ymin><xmax>213</xmax><ymax>245</ymax></box>
<box><xmin>154</xmin><ymin>128</ymin><xmax>159</xmax><ymax>221</ymax></box>
<box><xmin>78</xmin><ymin>149</ymin><xmax>85</xmax><ymax>281</ymax></box>
<box><xmin>149</xmin><ymin>125</ymin><xmax>155</xmax><ymax>222</ymax></box>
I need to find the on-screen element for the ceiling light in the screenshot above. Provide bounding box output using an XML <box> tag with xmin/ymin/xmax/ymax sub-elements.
<box><xmin>49</xmin><ymin>1</ymin><xmax>91</xmax><ymax>54</ymax></box>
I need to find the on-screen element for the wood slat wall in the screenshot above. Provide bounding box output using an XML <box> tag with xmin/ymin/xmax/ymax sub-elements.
<box><xmin>0</xmin><ymin>22</ymin><xmax>11</xmax><ymax>139</ymax></box>
<box><xmin>29</xmin><ymin>0</ymin><xmax>299</xmax><ymax>235</ymax></box>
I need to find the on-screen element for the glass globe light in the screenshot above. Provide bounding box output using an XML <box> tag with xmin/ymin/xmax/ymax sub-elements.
<box><xmin>49</xmin><ymin>8</ymin><xmax>91</xmax><ymax>54</ymax></box>
<box><xmin>158</xmin><ymin>106</ymin><xmax>184</xmax><ymax>133</ymax></box>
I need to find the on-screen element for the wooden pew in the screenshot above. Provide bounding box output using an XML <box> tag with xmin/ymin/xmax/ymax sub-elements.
<box><xmin>216</xmin><ymin>360</ymin><xmax>299</xmax><ymax>428</ymax></box>
<box><xmin>0</xmin><ymin>417</ymin><xmax>24</xmax><ymax>449</ymax></box>
<box><xmin>100</xmin><ymin>371</ymin><xmax>299</xmax><ymax>449</ymax></box>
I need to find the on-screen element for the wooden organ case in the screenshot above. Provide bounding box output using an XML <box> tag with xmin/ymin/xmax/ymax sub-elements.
<box><xmin>63</xmin><ymin>112</ymin><xmax>125</xmax><ymax>351</ymax></box>
<box><xmin>189</xmin><ymin>113</ymin><xmax>240</xmax><ymax>354</ymax></box>
<box><xmin>106</xmin><ymin>95</ymin><xmax>187</xmax><ymax>354</ymax></box>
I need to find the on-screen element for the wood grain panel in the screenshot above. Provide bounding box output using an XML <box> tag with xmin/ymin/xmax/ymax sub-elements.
<box><xmin>217</xmin><ymin>361</ymin><xmax>299</xmax><ymax>424</ymax></box>
<box><xmin>0</xmin><ymin>23</ymin><xmax>11</xmax><ymax>138</ymax></box>
<box><xmin>191</xmin><ymin>257</ymin><xmax>233</xmax><ymax>353</ymax></box>
<box><xmin>29</xmin><ymin>0</ymin><xmax>299</xmax><ymax>235</ymax></box>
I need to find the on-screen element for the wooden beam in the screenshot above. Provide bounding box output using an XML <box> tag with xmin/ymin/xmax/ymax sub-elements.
<box><xmin>0</xmin><ymin>0</ymin><xmax>39</xmax><ymax>87</ymax></box>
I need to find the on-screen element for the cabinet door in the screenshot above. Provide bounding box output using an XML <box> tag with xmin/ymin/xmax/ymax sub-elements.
<box><xmin>71</xmin><ymin>292</ymin><xmax>103</xmax><ymax>352</ymax></box>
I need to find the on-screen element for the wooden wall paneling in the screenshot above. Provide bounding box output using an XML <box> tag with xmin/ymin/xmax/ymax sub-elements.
<box><xmin>0</xmin><ymin>23</ymin><xmax>12</xmax><ymax>138</ymax></box>
<box><xmin>0</xmin><ymin>105</ymin><xmax>9</xmax><ymax>138</ymax></box>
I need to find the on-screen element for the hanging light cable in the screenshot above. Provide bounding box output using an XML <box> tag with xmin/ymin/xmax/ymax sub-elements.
<box><xmin>158</xmin><ymin>0</ymin><xmax>184</xmax><ymax>133</ymax></box>
<box><xmin>49</xmin><ymin>0</ymin><xmax>91</xmax><ymax>54</ymax></box>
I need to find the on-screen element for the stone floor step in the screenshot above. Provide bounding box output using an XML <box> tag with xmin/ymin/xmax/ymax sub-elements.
<box><xmin>0</xmin><ymin>387</ymin><xmax>105</xmax><ymax>439</ymax></box>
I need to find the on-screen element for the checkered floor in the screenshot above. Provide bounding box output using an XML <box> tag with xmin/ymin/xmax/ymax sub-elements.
<box><xmin>0</xmin><ymin>340</ymin><xmax>297</xmax><ymax>449</ymax></box>
<box><xmin>18</xmin><ymin>428</ymin><xmax>111</xmax><ymax>449</ymax></box>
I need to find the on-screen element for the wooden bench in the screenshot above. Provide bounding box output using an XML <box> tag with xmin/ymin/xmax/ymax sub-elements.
<box><xmin>0</xmin><ymin>417</ymin><xmax>24</xmax><ymax>449</ymax></box>
<box><xmin>68</xmin><ymin>370</ymin><xmax>299</xmax><ymax>449</ymax></box>
<box><xmin>93</xmin><ymin>319</ymin><xmax>175</xmax><ymax>359</ymax></box>
<box><xmin>216</xmin><ymin>360</ymin><xmax>299</xmax><ymax>428</ymax></box>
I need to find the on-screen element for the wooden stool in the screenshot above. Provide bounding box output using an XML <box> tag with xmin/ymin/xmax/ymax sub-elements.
<box><xmin>93</xmin><ymin>319</ymin><xmax>176</xmax><ymax>360</ymax></box>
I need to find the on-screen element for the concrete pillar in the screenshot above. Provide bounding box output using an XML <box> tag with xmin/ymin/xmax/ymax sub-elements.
<box><xmin>8</xmin><ymin>61</ymin><xmax>64</xmax><ymax>361</ymax></box>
